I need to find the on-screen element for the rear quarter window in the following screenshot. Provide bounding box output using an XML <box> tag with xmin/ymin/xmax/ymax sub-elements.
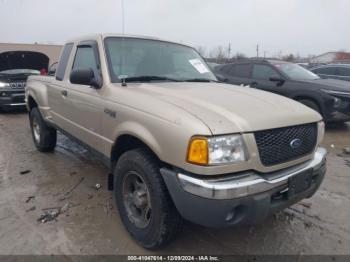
<box><xmin>56</xmin><ymin>43</ymin><xmax>74</xmax><ymax>81</ymax></box>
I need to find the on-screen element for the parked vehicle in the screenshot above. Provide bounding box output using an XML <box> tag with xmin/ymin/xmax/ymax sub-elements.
<box><xmin>215</xmin><ymin>60</ymin><xmax>350</xmax><ymax>123</ymax></box>
<box><xmin>0</xmin><ymin>69</ymin><xmax>40</xmax><ymax>110</ymax></box>
<box><xmin>207</xmin><ymin>62</ymin><xmax>220</xmax><ymax>70</ymax></box>
<box><xmin>0</xmin><ymin>51</ymin><xmax>49</xmax><ymax>111</ymax></box>
<box><xmin>310</xmin><ymin>64</ymin><xmax>350</xmax><ymax>82</ymax></box>
<box><xmin>26</xmin><ymin>34</ymin><xmax>326</xmax><ymax>248</ymax></box>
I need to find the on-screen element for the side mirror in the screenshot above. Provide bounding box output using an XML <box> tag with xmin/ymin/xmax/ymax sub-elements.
<box><xmin>48</xmin><ymin>62</ymin><xmax>58</xmax><ymax>76</ymax></box>
<box><xmin>269</xmin><ymin>77</ymin><xmax>285</xmax><ymax>86</ymax></box>
<box><xmin>70</xmin><ymin>68</ymin><xmax>102</xmax><ymax>89</ymax></box>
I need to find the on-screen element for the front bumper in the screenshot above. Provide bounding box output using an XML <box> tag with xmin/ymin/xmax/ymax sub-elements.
<box><xmin>0</xmin><ymin>89</ymin><xmax>26</xmax><ymax>108</ymax></box>
<box><xmin>324</xmin><ymin>95</ymin><xmax>350</xmax><ymax>122</ymax></box>
<box><xmin>160</xmin><ymin>147</ymin><xmax>326</xmax><ymax>227</ymax></box>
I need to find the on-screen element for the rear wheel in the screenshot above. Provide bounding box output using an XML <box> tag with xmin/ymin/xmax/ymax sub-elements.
<box><xmin>114</xmin><ymin>148</ymin><xmax>182</xmax><ymax>249</ymax></box>
<box><xmin>29</xmin><ymin>107</ymin><xmax>57</xmax><ymax>152</ymax></box>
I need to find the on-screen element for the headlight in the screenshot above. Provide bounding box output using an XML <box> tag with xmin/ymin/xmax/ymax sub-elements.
<box><xmin>0</xmin><ymin>82</ymin><xmax>10</xmax><ymax>88</ymax></box>
<box><xmin>187</xmin><ymin>135</ymin><xmax>247</xmax><ymax>165</ymax></box>
<box><xmin>321</xmin><ymin>89</ymin><xmax>350</xmax><ymax>97</ymax></box>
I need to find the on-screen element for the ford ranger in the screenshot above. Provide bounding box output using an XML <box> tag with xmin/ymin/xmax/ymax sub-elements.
<box><xmin>25</xmin><ymin>34</ymin><xmax>327</xmax><ymax>249</ymax></box>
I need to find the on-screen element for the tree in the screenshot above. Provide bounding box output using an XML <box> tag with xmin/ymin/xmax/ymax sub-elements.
<box><xmin>282</xmin><ymin>54</ymin><xmax>295</xmax><ymax>62</ymax></box>
<box><xmin>235</xmin><ymin>52</ymin><xmax>247</xmax><ymax>60</ymax></box>
<box><xmin>209</xmin><ymin>46</ymin><xmax>227</xmax><ymax>63</ymax></box>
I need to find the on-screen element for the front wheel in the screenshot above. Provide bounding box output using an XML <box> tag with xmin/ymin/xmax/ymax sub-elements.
<box><xmin>114</xmin><ymin>148</ymin><xmax>182</xmax><ymax>249</ymax></box>
<box><xmin>29</xmin><ymin>107</ymin><xmax>57</xmax><ymax>152</ymax></box>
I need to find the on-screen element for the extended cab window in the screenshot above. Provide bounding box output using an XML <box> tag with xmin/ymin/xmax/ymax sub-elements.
<box><xmin>252</xmin><ymin>64</ymin><xmax>280</xmax><ymax>80</ymax></box>
<box><xmin>72</xmin><ymin>45</ymin><xmax>100</xmax><ymax>78</ymax></box>
<box><xmin>56</xmin><ymin>43</ymin><xmax>73</xmax><ymax>81</ymax></box>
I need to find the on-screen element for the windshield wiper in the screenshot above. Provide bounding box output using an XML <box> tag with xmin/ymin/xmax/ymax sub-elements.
<box><xmin>121</xmin><ymin>76</ymin><xmax>180</xmax><ymax>83</ymax></box>
<box><xmin>183</xmin><ymin>78</ymin><xmax>219</xmax><ymax>83</ymax></box>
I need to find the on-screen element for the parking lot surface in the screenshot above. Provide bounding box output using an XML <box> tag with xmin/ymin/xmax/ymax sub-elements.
<box><xmin>0</xmin><ymin>111</ymin><xmax>349</xmax><ymax>255</ymax></box>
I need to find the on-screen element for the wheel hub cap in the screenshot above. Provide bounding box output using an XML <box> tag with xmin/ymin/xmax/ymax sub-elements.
<box><xmin>122</xmin><ymin>171</ymin><xmax>152</xmax><ymax>229</ymax></box>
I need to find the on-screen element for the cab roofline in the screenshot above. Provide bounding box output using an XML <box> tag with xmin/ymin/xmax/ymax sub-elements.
<box><xmin>65</xmin><ymin>33</ymin><xmax>193</xmax><ymax>50</ymax></box>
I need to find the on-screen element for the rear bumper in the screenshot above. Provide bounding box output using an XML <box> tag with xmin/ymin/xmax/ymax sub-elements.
<box><xmin>0</xmin><ymin>90</ymin><xmax>26</xmax><ymax>108</ymax></box>
<box><xmin>160</xmin><ymin>147</ymin><xmax>326</xmax><ymax>227</ymax></box>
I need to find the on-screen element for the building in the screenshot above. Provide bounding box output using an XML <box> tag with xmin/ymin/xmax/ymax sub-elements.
<box><xmin>310</xmin><ymin>52</ymin><xmax>350</xmax><ymax>64</ymax></box>
<box><xmin>0</xmin><ymin>42</ymin><xmax>62</xmax><ymax>71</ymax></box>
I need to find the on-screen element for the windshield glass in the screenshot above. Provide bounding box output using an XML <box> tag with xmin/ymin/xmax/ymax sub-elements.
<box><xmin>0</xmin><ymin>69</ymin><xmax>40</xmax><ymax>75</ymax></box>
<box><xmin>273</xmin><ymin>63</ymin><xmax>319</xmax><ymax>80</ymax></box>
<box><xmin>104</xmin><ymin>37</ymin><xmax>217</xmax><ymax>82</ymax></box>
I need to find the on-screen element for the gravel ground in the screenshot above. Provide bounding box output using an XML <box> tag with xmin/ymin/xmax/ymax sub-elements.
<box><xmin>0</xmin><ymin>111</ymin><xmax>349</xmax><ymax>255</ymax></box>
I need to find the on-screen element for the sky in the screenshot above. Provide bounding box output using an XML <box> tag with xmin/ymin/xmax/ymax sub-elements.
<box><xmin>0</xmin><ymin>0</ymin><xmax>349</xmax><ymax>57</ymax></box>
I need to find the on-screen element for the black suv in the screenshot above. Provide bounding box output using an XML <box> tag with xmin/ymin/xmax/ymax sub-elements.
<box><xmin>215</xmin><ymin>60</ymin><xmax>350</xmax><ymax>123</ymax></box>
<box><xmin>0</xmin><ymin>51</ymin><xmax>48</xmax><ymax>111</ymax></box>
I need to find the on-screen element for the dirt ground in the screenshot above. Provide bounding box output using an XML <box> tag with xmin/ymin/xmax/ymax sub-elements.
<box><xmin>0</xmin><ymin>110</ymin><xmax>349</xmax><ymax>255</ymax></box>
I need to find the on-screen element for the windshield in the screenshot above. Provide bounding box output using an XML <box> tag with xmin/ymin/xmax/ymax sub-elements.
<box><xmin>273</xmin><ymin>63</ymin><xmax>319</xmax><ymax>81</ymax></box>
<box><xmin>104</xmin><ymin>37</ymin><xmax>217</xmax><ymax>82</ymax></box>
<box><xmin>0</xmin><ymin>69</ymin><xmax>40</xmax><ymax>75</ymax></box>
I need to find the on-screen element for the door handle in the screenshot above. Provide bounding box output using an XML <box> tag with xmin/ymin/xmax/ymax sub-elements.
<box><xmin>61</xmin><ymin>90</ymin><xmax>68</xmax><ymax>97</ymax></box>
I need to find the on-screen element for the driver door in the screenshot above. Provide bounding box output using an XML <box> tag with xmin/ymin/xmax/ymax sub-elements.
<box><xmin>251</xmin><ymin>64</ymin><xmax>285</xmax><ymax>95</ymax></box>
<box><xmin>63</xmin><ymin>41</ymin><xmax>105</xmax><ymax>152</ymax></box>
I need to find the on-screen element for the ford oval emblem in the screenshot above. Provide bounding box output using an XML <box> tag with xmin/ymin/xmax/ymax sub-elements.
<box><xmin>290</xmin><ymin>138</ymin><xmax>302</xmax><ymax>149</ymax></box>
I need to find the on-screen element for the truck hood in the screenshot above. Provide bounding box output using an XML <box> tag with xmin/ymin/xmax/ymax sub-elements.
<box><xmin>129</xmin><ymin>82</ymin><xmax>322</xmax><ymax>134</ymax></box>
<box><xmin>0</xmin><ymin>51</ymin><xmax>49</xmax><ymax>72</ymax></box>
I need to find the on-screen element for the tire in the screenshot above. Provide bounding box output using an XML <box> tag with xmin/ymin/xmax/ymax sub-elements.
<box><xmin>114</xmin><ymin>148</ymin><xmax>182</xmax><ymax>249</ymax></box>
<box><xmin>29</xmin><ymin>107</ymin><xmax>57</xmax><ymax>152</ymax></box>
<box><xmin>298</xmin><ymin>99</ymin><xmax>321</xmax><ymax>114</ymax></box>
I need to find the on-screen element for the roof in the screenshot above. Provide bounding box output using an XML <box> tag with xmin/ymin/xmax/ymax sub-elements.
<box><xmin>311</xmin><ymin>51</ymin><xmax>350</xmax><ymax>61</ymax></box>
<box><xmin>66</xmin><ymin>33</ymin><xmax>191</xmax><ymax>48</ymax></box>
<box><xmin>335</xmin><ymin>52</ymin><xmax>350</xmax><ymax>61</ymax></box>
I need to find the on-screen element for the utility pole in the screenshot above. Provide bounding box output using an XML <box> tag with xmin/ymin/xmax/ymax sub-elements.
<box><xmin>228</xmin><ymin>43</ymin><xmax>231</xmax><ymax>59</ymax></box>
<box><xmin>256</xmin><ymin>44</ymin><xmax>259</xmax><ymax>59</ymax></box>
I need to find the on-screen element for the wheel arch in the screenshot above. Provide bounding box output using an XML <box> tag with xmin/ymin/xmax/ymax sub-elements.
<box><xmin>110</xmin><ymin>133</ymin><xmax>166</xmax><ymax>173</ymax></box>
<box><xmin>293</xmin><ymin>95</ymin><xmax>323</xmax><ymax>115</ymax></box>
<box><xmin>27</xmin><ymin>95</ymin><xmax>38</xmax><ymax>111</ymax></box>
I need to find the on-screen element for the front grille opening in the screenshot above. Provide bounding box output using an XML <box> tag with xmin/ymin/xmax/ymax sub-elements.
<box><xmin>254</xmin><ymin>123</ymin><xmax>317</xmax><ymax>166</ymax></box>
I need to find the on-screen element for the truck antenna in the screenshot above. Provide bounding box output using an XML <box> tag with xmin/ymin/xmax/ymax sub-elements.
<box><xmin>121</xmin><ymin>0</ymin><xmax>125</xmax><ymax>35</ymax></box>
<box><xmin>120</xmin><ymin>0</ymin><xmax>127</xmax><ymax>86</ymax></box>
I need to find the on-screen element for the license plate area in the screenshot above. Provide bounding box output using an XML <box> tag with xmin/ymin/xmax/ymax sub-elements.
<box><xmin>288</xmin><ymin>170</ymin><xmax>312</xmax><ymax>198</ymax></box>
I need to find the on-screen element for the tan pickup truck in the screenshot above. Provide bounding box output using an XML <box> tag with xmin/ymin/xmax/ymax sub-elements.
<box><xmin>26</xmin><ymin>34</ymin><xmax>327</xmax><ymax>249</ymax></box>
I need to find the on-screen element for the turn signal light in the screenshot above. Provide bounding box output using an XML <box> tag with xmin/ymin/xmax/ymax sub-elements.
<box><xmin>187</xmin><ymin>137</ymin><xmax>208</xmax><ymax>165</ymax></box>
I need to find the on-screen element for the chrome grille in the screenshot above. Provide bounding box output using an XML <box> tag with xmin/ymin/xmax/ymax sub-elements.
<box><xmin>254</xmin><ymin>123</ymin><xmax>318</xmax><ymax>166</ymax></box>
<box><xmin>10</xmin><ymin>82</ymin><xmax>26</xmax><ymax>89</ymax></box>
